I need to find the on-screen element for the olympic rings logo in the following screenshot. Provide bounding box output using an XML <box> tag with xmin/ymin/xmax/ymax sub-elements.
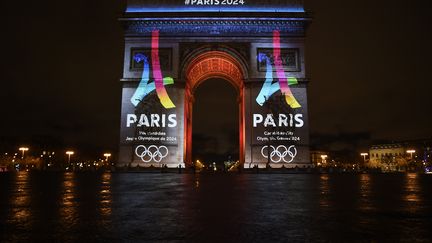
<box><xmin>261</xmin><ymin>145</ymin><xmax>297</xmax><ymax>163</ymax></box>
<box><xmin>135</xmin><ymin>145</ymin><xmax>169</xmax><ymax>163</ymax></box>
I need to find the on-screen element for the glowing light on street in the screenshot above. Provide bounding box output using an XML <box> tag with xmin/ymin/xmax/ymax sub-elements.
<box><xmin>360</xmin><ymin>153</ymin><xmax>368</xmax><ymax>162</ymax></box>
<box><xmin>19</xmin><ymin>147</ymin><xmax>29</xmax><ymax>159</ymax></box>
<box><xmin>320</xmin><ymin>154</ymin><xmax>328</xmax><ymax>164</ymax></box>
<box><xmin>104</xmin><ymin>153</ymin><xmax>112</xmax><ymax>161</ymax></box>
<box><xmin>66</xmin><ymin>151</ymin><xmax>74</xmax><ymax>164</ymax></box>
<box><xmin>407</xmin><ymin>150</ymin><xmax>416</xmax><ymax>159</ymax></box>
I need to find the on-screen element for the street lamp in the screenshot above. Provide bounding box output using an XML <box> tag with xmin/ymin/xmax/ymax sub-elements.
<box><xmin>406</xmin><ymin>150</ymin><xmax>415</xmax><ymax>159</ymax></box>
<box><xmin>66</xmin><ymin>151</ymin><xmax>74</xmax><ymax>164</ymax></box>
<box><xmin>103</xmin><ymin>153</ymin><xmax>111</xmax><ymax>162</ymax></box>
<box><xmin>103</xmin><ymin>153</ymin><xmax>111</xmax><ymax>168</ymax></box>
<box><xmin>19</xmin><ymin>147</ymin><xmax>29</xmax><ymax>159</ymax></box>
<box><xmin>360</xmin><ymin>153</ymin><xmax>368</xmax><ymax>162</ymax></box>
<box><xmin>320</xmin><ymin>154</ymin><xmax>328</xmax><ymax>165</ymax></box>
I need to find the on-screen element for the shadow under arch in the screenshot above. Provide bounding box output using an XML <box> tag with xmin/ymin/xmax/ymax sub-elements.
<box><xmin>183</xmin><ymin>50</ymin><xmax>246</xmax><ymax>166</ymax></box>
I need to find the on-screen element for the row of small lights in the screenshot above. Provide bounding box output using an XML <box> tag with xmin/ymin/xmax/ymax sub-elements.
<box><xmin>320</xmin><ymin>150</ymin><xmax>417</xmax><ymax>161</ymax></box>
<box><xmin>359</xmin><ymin>150</ymin><xmax>417</xmax><ymax>160</ymax></box>
<box><xmin>15</xmin><ymin>147</ymin><xmax>112</xmax><ymax>161</ymax></box>
<box><xmin>317</xmin><ymin>150</ymin><xmax>419</xmax><ymax>167</ymax></box>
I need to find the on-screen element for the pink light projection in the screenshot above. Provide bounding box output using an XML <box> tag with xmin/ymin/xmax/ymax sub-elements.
<box><xmin>151</xmin><ymin>30</ymin><xmax>176</xmax><ymax>109</ymax></box>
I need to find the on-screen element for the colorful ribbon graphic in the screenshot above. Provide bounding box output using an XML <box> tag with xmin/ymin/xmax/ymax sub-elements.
<box><xmin>256</xmin><ymin>30</ymin><xmax>301</xmax><ymax>109</ymax></box>
<box><xmin>151</xmin><ymin>30</ymin><xmax>176</xmax><ymax>109</ymax></box>
<box><xmin>130</xmin><ymin>30</ymin><xmax>175</xmax><ymax>109</ymax></box>
<box><xmin>130</xmin><ymin>55</ymin><xmax>174</xmax><ymax>107</ymax></box>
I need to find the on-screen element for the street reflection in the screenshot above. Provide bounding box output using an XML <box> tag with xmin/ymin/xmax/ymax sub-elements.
<box><xmin>60</xmin><ymin>172</ymin><xmax>77</xmax><ymax>228</ymax></box>
<box><xmin>194</xmin><ymin>174</ymin><xmax>200</xmax><ymax>188</ymax></box>
<box><xmin>358</xmin><ymin>173</ymin><xmax>374</xmax><ymax>211</ymax></box>
<box><xmin>319</xmin><ymin>173</ymin><xmax>330</xmax><ymax>208</ymax></box>
<box><xmin>10</xmin><ymin>172</ymin><xmax>30</xmax><ymax>224</ymax></box>
<box><xmin>1</xmin><ymin>172</ymin><xmax>432</xmax><ymax>242</ymax></box>
<box><xmin>99</xmin><ymin>172</ymin><xmax>112</xmax><ymax>217</ymax></box>
<box><xmin>404</xmin><ymin>173</ymin><xmax>421</xmax><ymax>212</ymax></box>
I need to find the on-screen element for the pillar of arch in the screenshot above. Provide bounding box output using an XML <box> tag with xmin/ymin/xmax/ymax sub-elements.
<box><xmin>183</xmin><ymin>51</ymin><xmax>246</xmax><ymax>166</ymax></box>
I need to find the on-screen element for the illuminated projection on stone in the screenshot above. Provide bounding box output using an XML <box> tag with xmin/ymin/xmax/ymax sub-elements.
<box><xmin>118</xmin><ymin>0</ymin><xmax>311</xmax><ymax>168</ymax></box>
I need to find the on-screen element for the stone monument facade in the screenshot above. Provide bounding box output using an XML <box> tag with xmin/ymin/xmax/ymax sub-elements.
<box><xmin>118</xmin><ymin>0</ymin><xmax>311</xmax><ymax>168</ymax></box>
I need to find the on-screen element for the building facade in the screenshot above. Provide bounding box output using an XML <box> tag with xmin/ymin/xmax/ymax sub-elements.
<box><xmin>369</xmin><ymin>144</ymin><xmax>407</xmax><ymax>171</ymax></box>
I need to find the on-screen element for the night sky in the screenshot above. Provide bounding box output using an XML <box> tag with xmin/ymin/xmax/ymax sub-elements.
<box><xmin>1</xmin><ymin>0</ymin><xmax>432</xmax><ymax>157</ymax></box>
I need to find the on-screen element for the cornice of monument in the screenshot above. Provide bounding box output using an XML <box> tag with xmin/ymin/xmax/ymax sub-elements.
<box><xmin>120</xmin><ymin>18</ymin><xmax>310</xmax><ymax>37</ymax></box>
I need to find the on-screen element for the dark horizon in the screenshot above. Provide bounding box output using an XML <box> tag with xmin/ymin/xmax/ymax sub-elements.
<box><xmin>1</xmin><ymin>0</ymin><xmax>432</xmax><ymax>157</ymax></box>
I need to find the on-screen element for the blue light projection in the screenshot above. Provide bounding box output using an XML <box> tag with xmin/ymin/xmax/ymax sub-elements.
<box><xmin>126</xmin><ymin>7</ymin><xmax>305</xmax><ymax>13</ymax></box>
<box><xmin>121</xmin><ymin>17</ymin><xmax>308</xmax><ymax>21</ymax></box>
<box><xmin>133</xmin><ymin>53</ymin><xmax>147</xmax><ymax>63</ymax></box>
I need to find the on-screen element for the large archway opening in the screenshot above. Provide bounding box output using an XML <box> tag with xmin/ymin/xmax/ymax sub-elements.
<box><xmin>192</xmin><ymin>78</ymin><xmax>239</xmax><ymax>165</ymax></box>
<box><xmin>184</xmin><ymin>51</ymin><xmax>245</xmax><ymax>167</ymax></box>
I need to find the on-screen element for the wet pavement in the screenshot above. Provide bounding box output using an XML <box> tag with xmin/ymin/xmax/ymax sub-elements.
<box><xmin>1</xmin><ymin>172</ymin><xmax>431</xmax><ymax>242</ymax></box>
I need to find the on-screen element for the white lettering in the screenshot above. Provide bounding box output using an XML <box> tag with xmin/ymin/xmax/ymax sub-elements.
<box><xmin>138</xmin><ymin>114</ymin><xmax>149</xmax><ymax>127</ymax></box>
<box><xmin>126</xmin><ymin>114</ymin><xmax>177</xmax><ymax>128</ymax></box>
<box><xmin>253</xmin><ymin>114</ymin><xmax>263</xmax><ymax>127</ymax></box>
<box><xmin>264</xmin><ymin>114</ymin><xmax>276</xmax><ymax>127</ymax></box>
<box><xmin>294</xmin><ymin>114</ymin><xmax>304</xmax><ymax>127</ymax></box>
<box><xmin>278</xmin><ymin>114</ymin><xmax>288</xmax><ymax>127</ymax></box>
<box><xmin>186</xmin><ymin>0</ymin><xmax>243</xmax><ymax>5</ymax></box>
<box><xmin>252</xmin><ymin>113</ymin><xmax>304</xmax><ymax>128</ymax></box>
<box><xmin>161</xmin><ymin>114</ymin><xmax>166</xmax><ymax>127</ymax></box>
<box><xmin>127</xmin><ymin>114</ymin><xmax>137</xmax><ymax>127</ymax></box>
<box><xmin>151</xmin><ymin>114</ymin><xmax>160</xmax><ymax>127</ymax></box>
<box><xmin>168</xmin><ymin>114</ymin><xmax>177</xmax><ymax>128</ymax></box>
